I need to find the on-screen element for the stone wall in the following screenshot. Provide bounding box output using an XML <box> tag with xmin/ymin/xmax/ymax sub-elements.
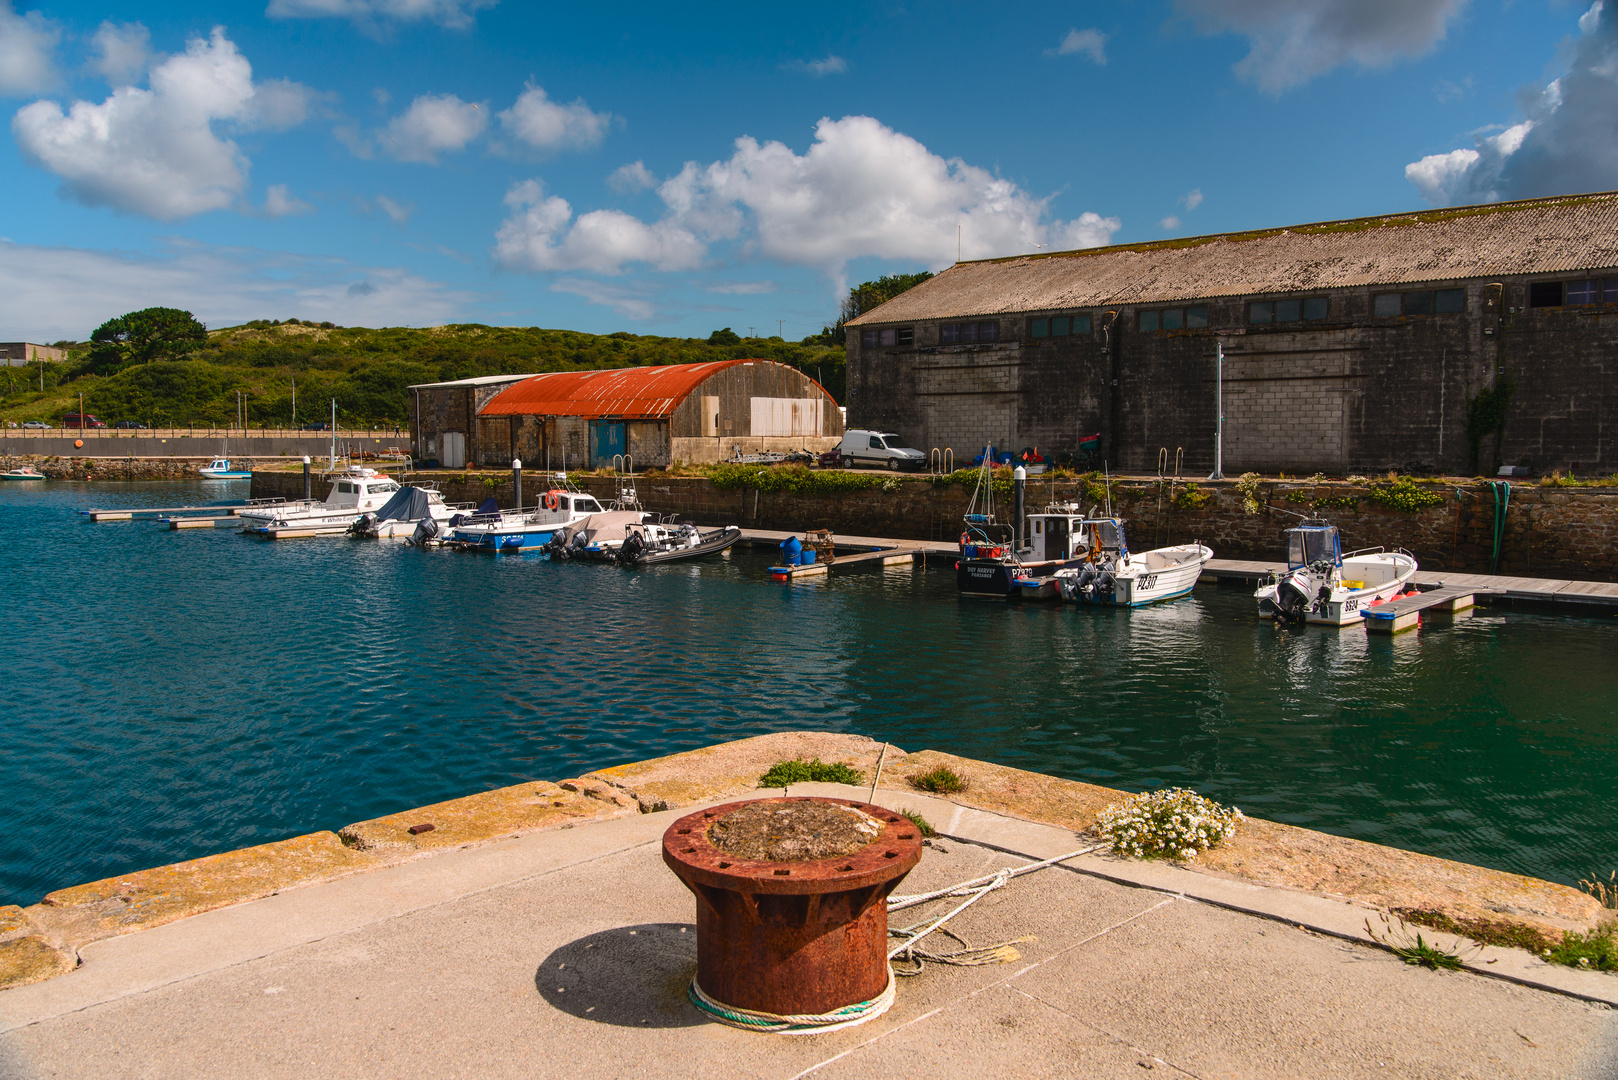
<box><xmin>0</xmin><ymin>434</ymin><xmax>394</xmax><ymax>458</ymax></box>
<box><xmin>246</xmin><ymin>468</ymin><xmax>1618</xmax><ymax>580</ymax></box>
<box><xmin>849</xmin><ymin>276</ymin><xmax>1616</xmax><ymax>477</ymax></box>
<box><xmin>3</xmin><ymin>455</ymin><xmax>279</xmax><ymax>481</ymax></box>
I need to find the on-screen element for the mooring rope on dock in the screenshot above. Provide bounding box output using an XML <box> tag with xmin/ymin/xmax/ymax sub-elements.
<box><xmin>688</xmin><ymin>969</ymin><xmax>897</xmax><ymax>1034</ymax></box>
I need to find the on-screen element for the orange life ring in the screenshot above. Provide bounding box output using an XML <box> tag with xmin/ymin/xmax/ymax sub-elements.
<box><xmin>544</xmin><ymin>491</ymin><xmax>561</xmax><ymax>511</ymax></box>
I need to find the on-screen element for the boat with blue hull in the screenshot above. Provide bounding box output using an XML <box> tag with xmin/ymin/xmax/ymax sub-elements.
<box><xmin>447</xmin><ymin>486</ymin><xmax>607</xmax><ymax>552</ymax></box>
<box><xmin>199</xmin><ymin>457</ymin><xmax>252</xmax><ymax>480</ymax></box>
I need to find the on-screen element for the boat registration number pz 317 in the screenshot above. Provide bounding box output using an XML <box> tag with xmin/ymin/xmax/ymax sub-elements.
<box><xmin>1137</xmin><ymin>574</ymin><xmax>1158</xmax><ymax>591</ymax></box>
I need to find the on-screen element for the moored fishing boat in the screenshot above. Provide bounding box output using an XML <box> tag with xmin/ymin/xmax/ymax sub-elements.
<box><xmin>237</xmin><ymin>467</ymin><xmax>401</xmax><ymax>538</ymax></box>
<box><xmin>1254</xmin><ymin>520</ymin><xmax>1418</xmax><ymax>626</ymax></box>
<box><xmin>1053</xmin><ymin>517</ymin><xmax>1213</xmax><ymax>606</ymax></box>
<box><xmin>347</xmin><ymin>482</ymin><xmax>472</xmax><ymax>540</ymax></box>
<box><xmin>614</xmin><ymin>520</ymin><xmax>742</xmax><ymax>565</ymax></box>
<box><xmin>446</xmin><ymin>482</ymin><xmax>607</xmax><ymax>553</ymax></box>
<box><xmin>956</xmin><ymin>453</ymin><xmax>1025</xmax><ymax>598</ymax></box>
<box><xmin>198</xmin><ymin>457</ymin><xmax>252</xmax><ymax>480</ymax></box>
<box><xmin>1</xmin><ymin>465</ymin><xmax>45</xmax><ymax>481</ymax></box>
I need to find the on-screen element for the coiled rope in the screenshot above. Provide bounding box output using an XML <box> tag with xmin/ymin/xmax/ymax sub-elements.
<box><xmin>688</xmin><ymin>968</ymin><xmax>897</xmax><ymax>1034</ymax></box>
<box><xmin>687</xmin><ymin>844</ymin><xmax>1101</xmax><ymax>1033</ymax></box>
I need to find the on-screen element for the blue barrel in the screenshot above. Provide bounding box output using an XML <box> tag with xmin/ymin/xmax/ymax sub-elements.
<box><xmin>780</xmin><ymin>536</ymin><xmax>803</xmax><ymax>564</ymax></box>
<box><xmin>800</xmin><ymin>548</ymin><xmax>816</xmax><ymax>565</ymax></box>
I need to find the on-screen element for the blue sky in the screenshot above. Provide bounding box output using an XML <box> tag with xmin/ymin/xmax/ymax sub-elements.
<box><xmin>0</xmin><ymin>0</ymin><xmax>1613</xmax><ymax>342</ymax></box>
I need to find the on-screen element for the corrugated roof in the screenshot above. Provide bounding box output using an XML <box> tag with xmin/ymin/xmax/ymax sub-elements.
<box><xmin>847</xmin><ymin>191</ymin><xmax>1618</xmax><ymax>324</ymax></box>
<box><xmin>407</xmin><ymin>374</ymin><xmax>535</xmax><ymax>390</ymax></box>
<box><xmin>479</xmin><ymin>360</ymin><xmax>750</xmax><ymax>419</ymax></box>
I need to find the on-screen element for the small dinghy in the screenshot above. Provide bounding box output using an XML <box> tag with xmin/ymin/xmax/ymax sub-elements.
<box><xmin>1254</xmin><ymin>520</ymin><xmax>1418</xmax><ymax>626</ymax></box>
<box><xmin>2</xmin><ymin>465</ymin><xmax>45</xmax><ymax>481</ymax></box>
<box><xmin>1053</xmin><ymin>517</ymin><xmax>1212</xmax><ymax>606</ymax></box>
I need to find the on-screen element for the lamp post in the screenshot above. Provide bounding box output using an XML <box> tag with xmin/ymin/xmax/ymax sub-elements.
<box><xmin>1208</xmin><ymin>342</ymin><xmax>1225</xmax><ymax>481</ymax></box>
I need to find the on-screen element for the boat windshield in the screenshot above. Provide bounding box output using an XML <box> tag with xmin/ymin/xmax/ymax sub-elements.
<box><xmin>1287</xmin><ymin>527</ymin><xmax>1340</xmax><ymax>568</ymax></box>
<box><xmin>1089</xmin><ymin>519</ymin><xmax>1122</xmax><ymax>550</ymax></box>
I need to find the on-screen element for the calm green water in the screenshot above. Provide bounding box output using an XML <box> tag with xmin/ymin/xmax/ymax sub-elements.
<box><xmin>1</xmin><ymin>480</ymin><xmax>1615</xmax><ymax>905</ymax></box>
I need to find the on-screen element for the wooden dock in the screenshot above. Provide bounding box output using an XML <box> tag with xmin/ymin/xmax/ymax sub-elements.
<box><xmin>1201</xmin><ymin>558</ymin><xmax>1618</xmax><ymax>611</ymax></box>
<box><xmin>1362</xmin><ymin>587</ymin><xmax>1478</xmax><ymax>634</ymax></box>
<box><xmin>84</xmin><ymin>500</ymin><xmax>280</xmax><ymax>522</ymax></box>
<box><xmin>739</xmin><ymin>529</ymin><xmax>938</xmax><ymax>580</ymax></box>
<box><xmin>162</xmin><ymin>516</ymin><xmax>241</xmax><ymax>530</ymax></box>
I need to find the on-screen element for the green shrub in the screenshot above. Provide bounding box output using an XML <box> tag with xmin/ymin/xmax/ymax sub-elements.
<box><xmin>908</xmin><ymin>765</ymin><xmax>966</xmax><ymax>793</ymax></box>
<box><xmin>1545</xmin><ymin>924</ymin><xmax>1618</xmax><ymax>972</ymax></box>
<box><xmin>1234</xmin><ymin>472</ymin><xmax>1264</xmax><ymax>514</ymax></box>
<box><xmin>706</xmin><ymin>463</ymin><xmax>883</xmax><ymax>495</ymax></box>
<box><xmin>1171</xmin><ymin>481</ymin><xmax>1211</xmax><ymax>511</ymax></box>
<box><xmin>899</xmin><ymin>808</ymin><xmax>937</xmax><ymax>837</ymax></box>
<box><xmin>1393</xmin><ymin>909</ymin><xmax>1555</xmax><ymax>953</ymax></box>
<box><xmin>1364</xmin><ymin>477</ymin><xmax>1445</xmax><ymax>512</ymax></box>
<box><xmin>757</xmin><ymin>758</ymin><xmax>864</xmax><ymax>788</ymax></box>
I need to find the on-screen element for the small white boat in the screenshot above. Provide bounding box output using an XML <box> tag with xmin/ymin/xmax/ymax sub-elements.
<box><xmin>238</xmin><ymin>467</ymin><xmax>402</xmax><ymax>538</ymax></box>
<box><xmin>610</xmin><ymin>520</ymin><xmax>742</xmax><ymax>565</ymax></box>
<box><xmin>347</xmin><ymin>482</ymin><xmax>472</xmax><ymax>540</ymax></box>
<box><xmin>1254</xmin><ymin>521</ymin><xmax>1418</xmax><ymax>626</ymax></box>
<box><xmin>543</xmin><ymin>510</ymin><xmax>658</xmax><ymax>559</ymax></box>
<box><xmin>2</xmin><ymin>465</ymin><xmax>45</xmax><ymax>481</ymax></box>
<box><xmin>448</xmin><ymin>483</ymin><xmax>607</xmax><ymax>553</ymax></box>
<box><xmin>1053</xmin><ymin>517</ymin><xmax>1213</xmax><ymax>606</ymax></box>
<box><xmin>199</xmin><ymin>458</ymin><xmax>252</xmax><ymax>480</ymax></box>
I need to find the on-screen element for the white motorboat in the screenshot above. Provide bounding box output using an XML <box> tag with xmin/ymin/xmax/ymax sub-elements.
<box><xmin>238</xmin><ymin>467</ymin><xmax>402</xmax><ymax>538</ymax></box>
<box><xmin>542</xmin><ymin>510</ymin><xmax>657</xmax><ymax>560</ymax></box>
<box><xmin>347</xmin><ymin>482</ymin><xmax>472</xmax><ymax>540</ymax></box>
<box><xmin>1053</xmin><ymin>517</ymin><xmax>1213</xmax><ymax>606</ymax></box>
<box><xmin>1</xmin><ymin>465</ymin><xmax>45</xmax><ymax>481</ymax></box>
<box><xmin>199</xmin><ymin>457</ymin><xmax>252</xmax><ymax>480</ymax></box>
<box><xmin>611</xmin><ymin>520</ymin><xmax>742</xmax><ymax>565</ymax></box>
<box><xmin>447</xmin><ymin>483</ymin><xmax>608</xmax><ymax>553</ymax></box>
<box><xmin>1254</xmin><ymin>521</ymin><xmax>1418</xmax><ymax>626</ymax></box>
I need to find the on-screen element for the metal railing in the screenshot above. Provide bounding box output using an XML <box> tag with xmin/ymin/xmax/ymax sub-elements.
<box><xmin>0</xmin><ymin>425</ymin><xmax>411</xmax><ymax>440</ymax></box>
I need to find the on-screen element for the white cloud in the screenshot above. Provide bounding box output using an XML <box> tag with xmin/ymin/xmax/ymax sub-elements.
<box><xmin>1404</xmin><ymin>0</ymin><xmax>1618</xmax><ymax>205</ymax></box>
<box><xmin>1183</xmin><ymin>188</ymin><xmax>1204</xmax><ymax>210</ymax></box>
<box><xmin>497</xmin><ymin>82</ymin><xmax>610</xmax><ymax>152</ymax></box>
<box><xmin>374</xmin><ymin>194</ymin><xmax>413</xmax><ymax>224</ymax></box>
<box><xmin>264</xmin><ymin>184</ymin><xmax>313</xmax><ymax>216</ymax></box>
<box><xmin>495</xmin><ymin>179</ymin><xmax>704</xmax><ymax>274</ymax></box>
<box><xmin>12</xmin><ymin>29</ymin><xmax>282</xmax><ymax>220</ymax></box>
<box><xmin>265</xmin><ymin>0</ymin><xmax>498</xmax><ymax>31</ymax></box>
<box><xmin>549</xmin><ymin>278</ymin><xmax>658</xmax><ymax>320</ymax></box>
<box><xmin>607</xmin><ymin>160</ymin><xmax>657</xmax><ymax>192</ymax></box>
<box><xmin>785</xmin><ymin>55</ymin><xmax>848</xmax><ymax>76</ymax></box>
<box><xmin>379</xmin><ymin>93</ymin><xmax>487</xmax><ymax>161</ymax></box>
<box><xmin>1177</xmin><ymin>0</ymin><xmax>1469</xmax><ymax>93</ymax></box>
<box><xmin>89</xmin><ymin>21</ymin><xmax>150</xmax><ymax>85</ymax></box>
<box><xmin>0</xmin><ymin>237</ymin><xmax>476</xmax><ymax>341</ymax></box>
<box><xmin>494</xmin><ymin>115</ymin><xmax>1120</xmax><ymax>283</ymax></box>
<box><xmin>706</xmin><ymin>281</ymin><xmax>777</xmax><ymax>295</ymax></box>
<box><xmin>1053</xmin><ymin>28</ymin><xmax>1107</xmax><ymax>63</ymax></box>
<box><xmin>1160</xmin><ymin>215</ymin><xmax>1182</xmax><ymax>230</ymax></box>
<box><xmin>0</xmin><ymin>1</ymin><xmax>60</xmax><ymax>96</ymax></box>
<box><xmin>249</xmin><ymin>77</ymin><xmax>324</xmax><ymax>131</ymax></box>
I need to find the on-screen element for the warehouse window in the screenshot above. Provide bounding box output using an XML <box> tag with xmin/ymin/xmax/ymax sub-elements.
<box><xmin>860</xmin><ymin>329</ymin><xmax>877</xmax><ymax>347</ymax></box>
<box><xmin>1252</xmin><ymin>297</ymin><xmax>1328</xmax><ymax>323</ymax></box>
<box><xmin>1530</xmin><ymin>281</ymin><xmax>1563</xmax><ymax>307</ymax></box>
<box><xmin>897</xmin><ymin>327</ymin><xmax>914</xmax><ymax>346</ymax></box>
<box><xmin>859</xmin><ymin>327</ymin><xmax>912</xmax><ymax>347</ymax></box>
<box><xmin>1566</xmin><ymin>279</ymin><xmax>1598</xmax><ymax>305</ymax></box>
<box><xmin>1138</xmin><ymin>307</ymin><xmax>1205</xmax><ymax>331</ymax></box>
<box><xmin>1435</xmin><ymin>289</ymin><xmax>1465</xmax><ymax>313</ymax></box>
<box><xmin>940</xmin><ymin>321</ymin><xmax>1000</xmax><ymax>344</ymax></box>
<box><xmin>1376</xmin><ymin>289</ymin><xmax>1466</xmax><ymax>315</ymax></box>
<box><xmin>1030</xmin><ymin>314</ymin><xmax>1093</xmax><ymax>337</ymax></box>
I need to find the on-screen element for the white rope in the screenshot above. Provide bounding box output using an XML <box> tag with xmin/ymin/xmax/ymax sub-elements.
<box><xmin>689</xmin><ymin>967</ymin><xmax>897</xmax><ymax>1035</ymax></box>
<box><xmin>888</xmin><ymin>870</ymin><xmax>1009</xmax><ymax>959</ymax></box>
<box><xmin>887</xmin><ymin>844</ymin><xmax>1102</xmax><ymax>912</ymax></box>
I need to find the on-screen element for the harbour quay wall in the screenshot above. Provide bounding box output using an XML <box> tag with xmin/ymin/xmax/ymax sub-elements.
<box><xmin>0</xmin><ymin>434</ymin><xmax>403</xmax><ymax>459</ymax></box>
<box><xmin>4</xmin><ymin>455</ymin><xmax>280</xmax><ymax>481</ymax></box>
<box><xmin>248</xmin><ymin>469</ymin><xmax>1618</xmax><ymax>581</ymax></box>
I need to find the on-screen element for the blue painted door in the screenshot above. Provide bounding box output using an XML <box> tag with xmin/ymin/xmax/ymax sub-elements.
<box><xmin>590</xmin><ymin>422</ymin><xmax>626</xmax><ymax>466</ymax></box>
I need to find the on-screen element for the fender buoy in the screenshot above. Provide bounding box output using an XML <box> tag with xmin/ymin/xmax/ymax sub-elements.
<box><xmin>74</xmin><ymin>440</ymin><xmax>83</xmax><ymax>448</ymax></box>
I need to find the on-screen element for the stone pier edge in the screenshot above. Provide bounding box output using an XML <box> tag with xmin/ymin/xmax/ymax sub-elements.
<box><xmin>1</xmin><ymin>731</ymin><xmax>1611</xmax><ymax>999</ymax></box>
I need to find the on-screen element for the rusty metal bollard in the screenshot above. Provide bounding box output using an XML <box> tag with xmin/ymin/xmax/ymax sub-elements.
<box><xmin>662</xmin><ymin>797</ymin><xmax>923</xmax><ymax>1022</ymax></box>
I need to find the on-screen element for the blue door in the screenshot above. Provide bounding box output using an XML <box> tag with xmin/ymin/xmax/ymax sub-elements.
<box><xmin>590</xmin><ymin>422</ymin><xmax>626</xmax><ymax>466</ymax></box>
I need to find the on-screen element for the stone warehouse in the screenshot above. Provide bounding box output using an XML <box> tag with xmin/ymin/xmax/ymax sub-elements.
<box><xmin>409</xmin><ymin>360</ymin><xmax>842</xmax><ymax>469</ymax></box>
<box><xmin>845</xmin><ymin>191</ymin><xmax>1618</xmax><ymax>476</ymax></box>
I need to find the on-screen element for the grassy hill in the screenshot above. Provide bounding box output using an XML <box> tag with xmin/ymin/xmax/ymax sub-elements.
<box><xmin>0</xmin><ymin>321</ymin><xmax>846</xmax><ymax>429</ymax></box>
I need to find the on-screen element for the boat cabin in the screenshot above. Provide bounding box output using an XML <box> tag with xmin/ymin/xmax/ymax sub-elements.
<box><xmin>1025</xmin><ymin>507</ymin><xmax>1087</xmax><ymax>562</ymax></box>
<box><xmin>541</xmin><ymin>490</ymin><xmax>604</xmax><ymax>516</ymax></box>
<box><xmin>1286</xmin><ymin>523</ymin><xmax>1342</xmax><ymax>569</ymax></box>
<box><xmin>326</xmin><ymin>469</ymin><xmax>400</xmax><ymax>508</ymax></box>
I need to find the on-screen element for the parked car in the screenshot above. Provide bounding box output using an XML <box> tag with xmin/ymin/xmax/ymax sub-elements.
<box><xmin>61</xmin><ymin>413</ymin><xmax>106</xmax><ymax>429</ymax></box>
<box><xmin>300</xmin><ymin>423</ymin><xmax>329</xmax><ymax>431</ymax></box>
<box><xmin>113</xmin><ymin>420</ymin><xmax>147</xmax><ymax>429</ymax></box>
<box><xmin>837</xmin><ymin>429</ymin><xmax>927</xmax><ymax>471</ymax></box>
<box><xmin>22</xmin><ymin>420</ymin><xmax>50</xmax><ymax>430</ymax></box>
<box><xmin>817</xmin><ymin>448</ymin><xmax>842</xmax><ymax>469</ymax></box>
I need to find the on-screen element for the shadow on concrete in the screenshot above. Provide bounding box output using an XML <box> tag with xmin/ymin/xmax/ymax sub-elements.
<box><xmin>535</xmin><ymin>922</ymin><xmax>704</xmax><ymax>1028</ymax></box>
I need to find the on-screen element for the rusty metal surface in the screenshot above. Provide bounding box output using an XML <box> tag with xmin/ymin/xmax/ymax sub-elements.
<box><xmin>662</xmin><ymin>797</ymin><xmax>923</xmax><ymax>1015</ymax></box>
<box><xmin>846</xmin><ymin>191</ymin><xmax>1618</xmax><ymax>321</ymax></box>
<box><xmin>478</xmin><ymin>360</ymin><xmax>749</xmax><ymax>420</ymax></box>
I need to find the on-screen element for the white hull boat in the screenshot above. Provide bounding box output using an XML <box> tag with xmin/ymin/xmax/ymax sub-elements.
<box><xmin>199</xmin><ymin>457</ymin><xmax>252</xmax><ymax>480</ymax></box>
<box><xmin>2</xmin><ymin>466</ymin><xmax>45</xmax><ymax>481</ymax></box>
<box><xmin>238</xmin><ymin>467</ymin><xmax>402</xmax><ymax>538</ymax></box>
<box><xmin>1254</xmin><ymin>522</ymin><xmax>1419</xmax><ymax>626</ymax></box>
<box><xmin>448</xmin><ymin>485</ymin><xmax>607</xmax><ymax>552</ymax></box>
<box><xmin>348</xmin><ymin>483</ymin><xmax>471</xmax><ymax>541</ymax></box>
<box><xmin>1053</xmin><ymin>518</ymin><xmax>1213</xmax><ymax>606</ymax></box>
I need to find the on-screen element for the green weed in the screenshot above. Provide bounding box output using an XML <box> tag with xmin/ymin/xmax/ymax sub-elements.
<box><xmin>908</xmin><ymin>766</ymin><xmax>966</xmax><ymax>794</ymax></box>
<box><xmin>899</xmin><ymin>808</ymin><xmax>937</xmax><ymax>838</ymax></box>
<box><xmin>757</xmin><ymin>758</ymin><xmax>864</xmax><ymax>788</ymax></box>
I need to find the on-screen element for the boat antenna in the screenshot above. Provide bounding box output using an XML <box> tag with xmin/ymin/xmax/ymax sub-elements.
<box><xmin>1103</xmin><ymin>462</ymin><xmax>1113</xmax><ymax>517</ymax></box>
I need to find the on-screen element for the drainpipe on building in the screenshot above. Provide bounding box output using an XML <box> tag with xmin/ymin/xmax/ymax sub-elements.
<box><xmin>1208</xmin><ymin>342</ymin><xmax>1225</xmax><ymax>481</ymax></box>
<box><xmin>1102</xmin><ymin>311</ymin><xmax>1120</xmax><ymax>466</ymax></box>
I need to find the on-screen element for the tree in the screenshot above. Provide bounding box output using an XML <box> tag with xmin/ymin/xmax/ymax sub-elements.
<box><xmin>812</xmin><ymin>272</ymin><xmax>935</xmax><ymax>345</ymax></box>
<box><xmin>707</xmin><ymin>327</ymin><xmax>742</xmax><ymax>346</ymax></box>
<box><xmin>88</xmin><ymin>307</ymin><xmax>208</xmax><ymax>373</ymax></box>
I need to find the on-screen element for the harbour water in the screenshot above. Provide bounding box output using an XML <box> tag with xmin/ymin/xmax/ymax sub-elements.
<box><xmin>1</xmin><ymin>479</ymin><xmax>1615</xmax><ymax>906</ymax></box>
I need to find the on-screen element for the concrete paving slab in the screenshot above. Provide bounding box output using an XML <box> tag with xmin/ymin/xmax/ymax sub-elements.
<box><xmin>2</xmin><ymin>789</ymin><xmax>1614</xmax><ymax>1080</ymax></box>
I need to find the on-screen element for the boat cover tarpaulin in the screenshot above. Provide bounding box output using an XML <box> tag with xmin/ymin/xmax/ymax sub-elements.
<box><xmin>374</xmin><ymin>486</ymin><xmax>434</xmax><ymax>522</ymax></box>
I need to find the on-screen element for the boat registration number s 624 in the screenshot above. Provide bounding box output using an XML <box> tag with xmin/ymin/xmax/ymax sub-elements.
<box><xmin>1344</xmin><ymin>597</ymin><xmax>1359</xmax><ymax>613</ymax></box>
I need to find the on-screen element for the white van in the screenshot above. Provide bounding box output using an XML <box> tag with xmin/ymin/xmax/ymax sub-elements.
<box><xmin>838</xmin><ymin>429</ymin><xmax>927</xmax><ymax>471</ymax></box>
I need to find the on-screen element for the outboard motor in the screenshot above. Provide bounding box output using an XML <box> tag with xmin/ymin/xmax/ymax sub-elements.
<box><xmin>570</xmin><ymin>530</ymin><xmax>590</xmax><ymax>556</ymax></box>
<box><xmin>408</xmin><ymin>516</ymin><xmax>439</xmax><ymax>547</ymax></box>
<box><xmin>349</xmin><ymin>512</ymin><xmax>377</xmax><ymax>538</ymax></box>
<box><xmin>615</xmin><ymin>530</ymin><xmax>646</xmax><ymax>565</ymax></box>
<box><xmin>544</xmin><ymin>530</ymin><xmax>571</xmax><ymax>559</ymax></box>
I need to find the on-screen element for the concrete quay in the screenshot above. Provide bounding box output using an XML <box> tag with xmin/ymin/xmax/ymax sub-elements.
<box><xmin>2</xmin><ymin>733</ymin><xmax>1615</xmax><ymax>1078</ymax></box>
